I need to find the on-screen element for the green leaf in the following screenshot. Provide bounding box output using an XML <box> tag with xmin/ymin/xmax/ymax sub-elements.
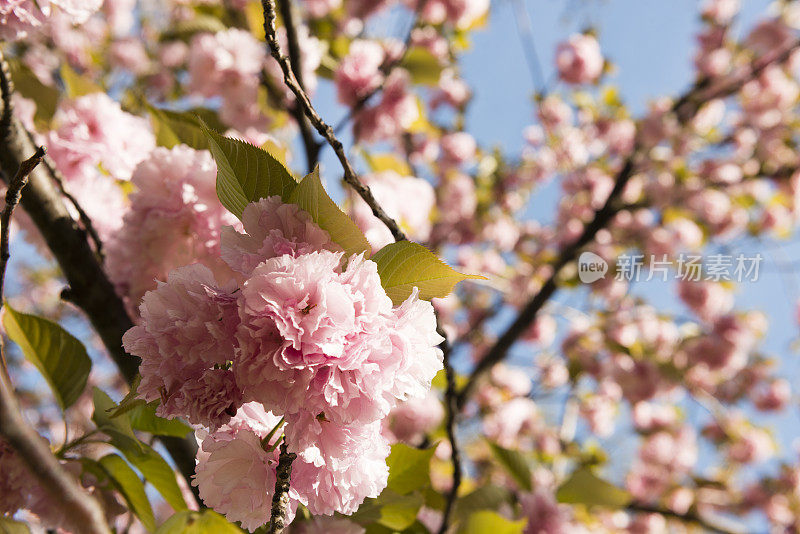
<box><xmin>0</xmin><ymin>516</ymin><xmax>31</xmax><ymax>534</ymax></box>
<box><xmin>288</xmin><ymin>167</ymin><xmax>371</xmax><ymax>257</ymax></box>
<box><xmin>148</xmin><ymin>106</ymin><xmax>209</xmax><ymax>151</ymax></box>
<box><xmin>460</xmin><ymin>511</ymin><xmax>526</xmax><ymax>534</ymax></box>
<box><xmin>120</xmin><ymin>441</ymin><xmax>189</xmax><ymax>512</ymax></box>
<box><xmin>98</xmin><ymin>454</ymin><xmax>156</xmax><ymax>532</ymax></box>
<box><xmin>129</xmin><ymin>402</ymin><xmax>192</xmax><ymax>438</ymax></box>
<box><xmin>202</xmin><ymin>125</ymin><xmax>297</xmax><ymax>218</ymax></box>
<box><xmin>156</xmin><ymin>510</ymin><xmax>243</xmax><ymax>534</ymax></box>
<box><xmin>386</xmin><ymin>444</ymin><xmax>435</xmax><ymax>495</ymax></box>
<box><xmin>60</xmin><ymin>64</ymin><xmax>102</xmax><ymax>97</ymax></box>
<box><xmin>400</xmin><ymin>47</ymin><xmax>444</xmax><ymax>86</ymax></box>
<box><xmin>109</xmin><ymin>375</ymin><xmax>147</xmax><ymax>419</ymax></box>
<box><xmin>556</xmin><ymin>467</ymin><xmax>632</xmax><ymax>508</ymax></box>
<box><xmin>3</xmin><ymin>305</ymin><xmax>91</xmax><ymax>410</ymax></box>
<box><xmin>92</xmin><ymin>388</ymin><xmax>140</xmax><ymax>449</ymax></box>
<box><xmin>453</xmin><ymin>485</ymin><xmax>512</xmax><ymax>520</ymax></box>
<box><xmin>7</xmin><ymin>60</ymin><xmax>59</xmax><ymax>126</ymax></box>
<box><xmin>488</xmin><ymin>442</ymin><xmax>532</xmax><ymax>491</ymax></box>
<box><xmin>371</xmin><ymin>242</ymin><xmax>485</xmax><ymax>305</ymax></box>
<box><xmin>351</xmin><ymin>489</ymin><xmax>424</xmax><ymax>531</ymax></box>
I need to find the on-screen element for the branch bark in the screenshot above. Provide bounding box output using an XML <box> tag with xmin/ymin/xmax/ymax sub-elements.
<box><xmin>455</xmin><ymin>38</ymin><xmax>800</xmax><ymax>408</ymax></box>
<box><xmin>260</xmin><ymin>0</ymin><xmax>408</xmax><ymax>243</ymax></box>
<box><xmin>0</xmin><ymin>49</ymin><xmax>199</xmax><ymax>501</ymax></box>
<box><xmin>0</xmin><ymin>147</ymin><xmax>110</xmax><ymax>534</ymax></box>
<box><xmin>268</xmin><ymin>441</ymin><xmax>296</xmax><ymax>534</ymax></box>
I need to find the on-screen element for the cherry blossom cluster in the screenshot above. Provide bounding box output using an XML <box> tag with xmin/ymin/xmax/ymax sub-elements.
<box><xmin>122</xmin><ymin>195</ymin><xmax>443</xmax><ymax>528</ymax></box>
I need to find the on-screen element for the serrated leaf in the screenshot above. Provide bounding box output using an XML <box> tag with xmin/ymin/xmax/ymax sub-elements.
<box><xmin>386</xmin><ymin>444</ymin><xmax>435</xmax><ymax>495</ymax></box>
<box><xmin>60</xmin><ymin>64</ymin><xmax>102</xmax><ymax>97</ymax></box>
<box><xmin>119</xmin><ymin>441</ymin><xmax>189</xmax><ymax>512</ymax></box>
<box><xmin>8</xmin><ymin>60</ymin><xmax>59</xmax><ymax>126</ymax></box>
<box><xmin>351</xmin><ymin>489</ymin><xmax>424</xmax><ymax>531</ymax></box>
<box><xmin>288</xmin><ymin>167</ymin><xmax>371</xmax><ymax>257</ymax></box>
<box><xmin>110</xmin><ymin>375</ymin><xmax>146</xmax><ymax>419</ymax></box>
<box><xmin>129</xmin><ymin>402</ymin><xmax>192</xmax><ymax>438</ymax></box>
<box><xmin>460</xmin><ymin>511</ymin><xmax>526</xmax><ymax>534</ymax></box>
<box><xmin>148</xmin><ymin>106</ymin><xmax>209</xmax><ymax>151</ymax></box>
<box><xmin>98</xmin><ymin>454</ymin><xmax>156</xmax><ymax>532</ymax></box>
<box><xmin>371</xmin><ymin>242</ymin><xmax>485</xmax><ymax>304</ymax></box>
<box><xmin>3</xmin><ymin>305</ymin><xmax>91</xmax><ymax>410</ymax></box>
<box><xmin>156</xmin><ymin>510</ymin><xmax>243</xmax><ymax>534</ymax></box>
<box><xmin>92</xmin><ymin>388</ymin><xmax>140</xmax><ymax>449</ymax></box>
<box><xmin>488</xmin><ymin>442</ymin><xmax>532</xmax><ymax>491</ymax></box>
<box><xmin>202</xmin><ymin>125</ymin><xmax>297</xmax><ymax>218</ymax></box>
<box><xmin>400</xmin><ymin>47</ymin><xmax>444</xmax><ymax>86</ymax></box>
<box><xmin>556</xmin><ymin>467</ymin><xmax>632</xmax><ymax>508</ymax></box>
<box><xmin>0</xmin><ymin>517</ymin><xmax>31</xmax><ymax>534</ymax></box>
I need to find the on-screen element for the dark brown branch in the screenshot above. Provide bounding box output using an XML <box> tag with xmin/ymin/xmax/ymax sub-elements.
<box><xmin>0</xmin><ymin>147</ymin><xmax>110</xmax><ymax>534</ymax></box>
<box><xmin>260</xmin><ymin>0</ymin><xmax>407</xmax><ymax>243</ymax></box>
<box><xmin>455</xmin><ymin>38</ymin><xmax>800</xmax><ymax>409</ymax></box>
<box><xmin>0</xmin><ymin>369</ymin><xmax>112</xmax><ymax>534</ymax></box>
<box><xmin>276</xmin><ymin>0</ymin><xmax>321</xmax><ymax>173</ymax></box>
<box><xmin>437</xmin><ymin>333</ymin><xmax>462</xmax><ymax>534</ymax></box>
<box><xmin>0</xmin><ymin>146</ymin><xmax>46</xmax><ymax>305</ymax></box>
<box><xmin>0</xmin><ymin>49</ymin><xmax>200</xmax><ymax>501</ymax></box>
<box><xmin>268</xmin><ymin>441</ymin><xmax>296</xmax><ymax>534</ymax></box>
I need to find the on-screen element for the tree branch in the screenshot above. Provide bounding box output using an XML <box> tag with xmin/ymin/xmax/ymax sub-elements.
<box><xmin>0</xmin><ymin>146</ymin><xmax>46</xmax><ymax>305</ymax></box>
<box><xmin>455</xmin><ymin>38</ymin><xmax>800</xmax><ymax>409</ymax></box>
<box><xmin>260</xmin><ymin>0</ymin><xmax>407</xmax><ymax>243</ymax></box>
<box><xmin>437</xmin><ymin>334</ymin><xmax>462</xmax><ymax>534</ymax></box>
<box><xmin>275</xmin><ymin>0</ymin><xmax>321</xmax><ymax>173</ymax></box>
<box><xmin>268</xmin><ymin>441</ymin><xmax>296</xmax><ymax>534</ymax></box>
<box><xmin>0</xmin><ymin>49</ymin><xmax>200</xmax><ymax>502</ymax></box>
<box><xmin>626</xmin><ymin>503</ymin><xmax>744</xmax><ymax>534</ymax></box>
<box><xmin>0</xmin><ymin>147</ymin><xmax>110</xmax><ymax>534</ymax></box>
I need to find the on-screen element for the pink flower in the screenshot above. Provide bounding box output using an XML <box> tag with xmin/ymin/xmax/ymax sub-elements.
<box><xmin>0</xmin><ymin>438</ymin><xmax>33</xmax><ymax>515</ymax></box>
<box><xmin>235</xmin><ymin>251</ymin><xmax>443</xmax><ymax>426</ymax></box>
<box><xmin>349</xmin><ymin>171</ymin><xmax>435</xmax><ymax>250</ymax></box>
<box><xmin>702</xmin><ymin>0</ymin><xmax>739</xmax><ymax>24</ymax></box>
<box><xmin>754</xmin><ymin>379</ymin><xmax>791</xmax><ymax>411</ymax></box>
<box><xmin>106</xmin><ymin>146</ymin><xmax>240</xmax><ymax>316</ymax></box>
<box><xmin>0</xmin><ymin>0</ymin><xmax>101</xmax><ymax>40</ymax></box>
<box><xmin>336</xmin><ymin>40</ymin><xmax>385</xmax><ymax>107</ymax></box>
<box><xmin>555</xmin><ymin>34</ymin><xmax>603</xmax><ymax>85</ymax></box>
<box><xmin>45</xmin><ymin>93</ymin><xmax>155</xmax><ymax>182</ymax></box>
<box><xmin>122</xmin><ymin>264</ymin><xmax>242</xmax><ymax>428</ymax></box>
<box><xmin>302</xmin><ymin>0</ymin><xmax>341</xmax><ymax>17</ymax></box>
<box><xmin>520</xmin><ymin>490</ymin><xmax>570</xmax><ymax>534</ymax></box>
<box><xmin>286</xmin><ymin>412</ymin><xmax>390</xmax><ymax>515</ymax></box>
<box><xmin>354</xmin><ymin>70</ymin><xmax>418</xmax><ymax>143</ymax></box>
<box><xmin>194</xmin><ymin>404</ymin><xmax>291</xmax><ymax>531</ymax></box>
<box><xmin>221</xmin><ymin>196</ymin><xmax>338</xmax><ymax>276</ymax></box>
<box><xmin>439</xmin><ymin>132</ymin><xmax>477</xmax><ymax>167</ymax></box>
<box><xmin>384</xmin><ymin>391</ymin><xmax>444</xmax><ymax>444</ymax></box>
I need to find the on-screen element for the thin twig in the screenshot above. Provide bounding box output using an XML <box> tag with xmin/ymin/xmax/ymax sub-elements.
<box><xmin>455</xmin><ymin>38</ymin><xmax>800</xmax><ymax>408</ymax></box>
<box><xmin>260</xmin><ymin>0</ymin><xmax>407</xmax><ymax>243</ymax></box>
<box><xmin>0</xmin><ymin>146</ymin><xmax>46</xmax><ymax>305</ymax></box>
<box><xmin>275</xmin><ymin>0</ymin><xmax>321</xmax><ymax>173</ymax></box>
<box><xmin>268</xmin><ymin>441</ymin><xmax>296</xmax><ymax>534</ymax></box>
<box><xmin>437</xmin><ymin>332</ymin><xmax>462</xmax><ymax>534</ymax></box>
<box><xmin>626</xmin><ymin>503</ymin><xmax>743</xmax><ymax>534</ymax></box>
<box><xmin>0</xmin><ymin>148</ymin><xmax>110</xmax><ymax>534</ymax></box>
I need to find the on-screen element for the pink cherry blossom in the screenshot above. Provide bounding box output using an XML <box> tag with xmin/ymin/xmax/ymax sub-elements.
<box><xmin>555</xmin><ymin>34</ymin><xmax>604</xmax><ymax>85</ymax></box>
<box><xmin>106</xmin><ymin>145</ymin><xmax>240</xmax><ymax>316</ymax></box>
<box><xmin>335</xmin><ymin>40</ymin><xmax>385</xmax><ymax>107</ymax></box>
<box><xmin>221</xmin><ymin>196</ymin><xmax>339</xmax><ymax>276</ymax></box>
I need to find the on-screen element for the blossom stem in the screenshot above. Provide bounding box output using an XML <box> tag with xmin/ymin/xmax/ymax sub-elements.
<box><xmin>261</xmin><ymin>416</ymin><xmax>286</xmax><ymax>450</ymax></box>
<box><xmin>268</xmin><ymin>441</ymin><xmax>297</xmax><ymax>534</ymax></box>
<box><xmin>260</xmin><ymin>0</ymin><xmax>408</xmax><ymax>243</ymax></box>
